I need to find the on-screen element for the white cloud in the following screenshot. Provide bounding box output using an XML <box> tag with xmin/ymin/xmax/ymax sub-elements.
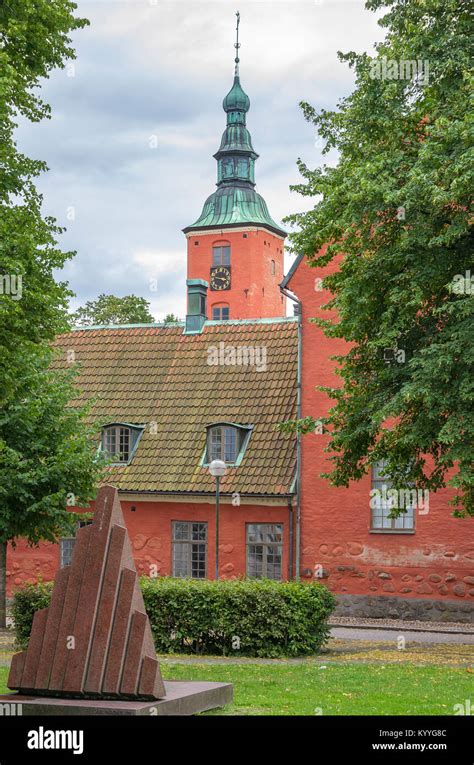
<box><xmin>14</xmin><ymin>0</ymin><xmax>385</xmax><ymax>314</ymax></box>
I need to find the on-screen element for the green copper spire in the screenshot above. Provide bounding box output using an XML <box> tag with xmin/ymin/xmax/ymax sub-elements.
<box><xmin>183</xmin><ymin>12</ymin><xmax>286</xmax><ymax>238</ymax></box>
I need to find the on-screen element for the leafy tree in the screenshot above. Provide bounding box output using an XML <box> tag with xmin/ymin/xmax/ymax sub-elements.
<box><xmin>0</xmin><ymin>0</ymin><xmax>88</xmax><ymax>398</ymax></box>
<box><xmin>72</xmin><ymin>294</ymin><xmax>155</xmax><ymax>326</ymax></box>
<box><xmin>0</xmin><ymin>0</ymin><xmax>100</xmax><ymax>626</ymax></box>
<box><xmin>163</xmin><ymin>313</ymin><xmax>180</xmax><ymax>324</ymax></box>
<box><xmin>0</xmin><ymin>353</ymin><xmax>105</xmax><ymax>625</ymax></box>
<box><xmin>284</xmin><ymin>0</ymin><xmax>473</xmax><ymax>515</ymax></box>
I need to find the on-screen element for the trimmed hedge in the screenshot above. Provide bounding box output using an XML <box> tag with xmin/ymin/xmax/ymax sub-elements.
<box><xmin>11</xmin><ymin>580</ymin><xmax>54</xmax><ymax>651</ymax></box>
<box><xmin>141</xmin><ymin>577</ymin><xmax>335</xmax><ymax>657</ymax></box>
<box><xmin>12</xmin><ymin>577</ymin><xmax>335</xmax><ymax>657</ymax></box>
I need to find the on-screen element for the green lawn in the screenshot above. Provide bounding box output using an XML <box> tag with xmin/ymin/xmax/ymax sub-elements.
<box><xmin>0</xmin><ymin>662</ymin><xmax>470</xmax><ymax>715</ymax></box>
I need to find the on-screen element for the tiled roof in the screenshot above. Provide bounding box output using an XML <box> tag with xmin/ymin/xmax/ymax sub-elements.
<box><xmin>54</xmin><ymin>319</ymin><xmax>297</xmax><ymax>496</ymax></box>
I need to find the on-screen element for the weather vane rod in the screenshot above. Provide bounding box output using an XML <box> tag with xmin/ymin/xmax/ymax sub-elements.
<box><xmin>234</xmin><ymin>10</ymin><xmax>241</xmax><ymax>76</ymax></box>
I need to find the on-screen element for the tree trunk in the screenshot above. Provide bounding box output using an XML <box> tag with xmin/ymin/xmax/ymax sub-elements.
<box><xmin>0</xmin><ymin>540</ymin><xmax>6</xmax><ymax>629</ymax></box>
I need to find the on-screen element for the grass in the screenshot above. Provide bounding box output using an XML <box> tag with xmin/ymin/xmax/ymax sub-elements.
<box><xmin>0</xmin><ymin>660</ymin><xmax>471</xmax><ymax>715</ymax></box>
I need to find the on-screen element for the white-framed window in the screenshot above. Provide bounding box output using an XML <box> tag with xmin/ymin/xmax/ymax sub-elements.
<box><xmin>212</xmin><ymin>305</ymin><xmax>230</xmax><ymax>321</ymax></box>
<box><xmin>101</xmin><ymin>423</ymin><xmax>144</xmax><ymax>464</ymax></box>
<box><xmin>370</xmin><ymin>461</ymin><xmax>415</xmax><ymax>531</ymax></box>
<box><xmin>60</xmin><ymin>520</ymin><xmax>92</xmax><ymax>567</ymax></box>
<box><xmin>205</xmin><ymin>423</ymin><xmax>251</xmax><ymax>464</ymax></box>
<box><xmin>212</xmin><ymin>244</ymin><xmax>231</xmax><ymax>266</ymax></box>
<box><xmin>246</xmin><ymin>523</ymin><xmax>283</xmax><ymax>580</ymax></box>
<box><xmin>172</xmin><ymin>521</ymin><xmax>207</xmax><ymax>578</ymax></box>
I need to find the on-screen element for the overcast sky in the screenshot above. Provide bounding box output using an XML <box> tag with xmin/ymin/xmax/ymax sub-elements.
<box><xmin>16</xmin><ymin>0</ymin><xmax>384</xmax><ymax>320</ymax></box>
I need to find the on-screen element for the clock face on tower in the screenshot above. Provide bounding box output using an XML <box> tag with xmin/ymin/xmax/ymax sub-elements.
<box><xmin>210</xmin><ymin>266</ymin><xmax>231</xmax><ymax>291</ymax></box>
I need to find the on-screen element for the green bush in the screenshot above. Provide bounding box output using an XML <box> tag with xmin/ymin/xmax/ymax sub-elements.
<box><xmin>11</xmin><ymin>580</ymin><xmax>54</xmax><ymax>650</ymax></box>
<box><xmin>141</xmin><ymin>577</ymin><xmax>335</xmax><ymax>657</ymax></box>
<box><xmin>11</xmin><ymin>577</ymin><xmax>335</xmax><ymax>657</ymax></box>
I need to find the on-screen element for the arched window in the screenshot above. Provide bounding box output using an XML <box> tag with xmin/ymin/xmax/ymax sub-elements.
<box><xmin>271</xmin><ymin>259</ymin><xmax>276</xmax><ymax>275</ymax></box>
<box><xmin>101</xmin><ymin>423</ymin><xmax>144</xmax><ymax>464</ymax></box>
<box><xmin>205</xmin><ymin>423</ymin><xmax>252</xmax><ymax>465</ymax></box>
<box><xmin>212</xmin><ymin>304</ymin><xmax>230</xmax><ymax>321</ymax></box>
<box><xmin>212</xmin><ymin>242</ymin><xmax>231</xmax><ymax>266</ymax></box>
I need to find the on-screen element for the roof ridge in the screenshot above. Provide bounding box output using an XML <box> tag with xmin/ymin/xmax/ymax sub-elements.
<box><xmin>70</xmin><ymin>322</ymin><xmax>185</xmax><ymax>331</ymax></box>
<box><xmin>67</xmin><ymin>316</ymin><xmax>297</xmax><ymax>333</ymax></box>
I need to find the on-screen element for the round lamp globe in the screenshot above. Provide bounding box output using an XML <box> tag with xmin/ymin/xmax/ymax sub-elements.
<box><xmin>208</xmin><ymin>459</ymin><xmax>227</xmax><ymax>477</ymax></box>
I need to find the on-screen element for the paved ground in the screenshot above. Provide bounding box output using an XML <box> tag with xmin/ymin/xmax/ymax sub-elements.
<box><xmin>1</xmin><ymin>622</ymin><xmax>473</xmax><ymax>669</ymax></box>
<box><xmin>154</xmin><ymin>635</ymin><xmax>474</xmax><ymax>666</ymax></box>
<box><xmin>330</xmin><ymin>626</ymin><xmax>474</xmax><ymax>644</ymax></box>
<box><xmin>329</xmin><ymin>616</ymin><xmax>474</xmax><ymax>644</ymax></box>
<box><xmin>330</xmin><ymin>615</ymin><xmax>474</xmax><ymax>633</ymax></box>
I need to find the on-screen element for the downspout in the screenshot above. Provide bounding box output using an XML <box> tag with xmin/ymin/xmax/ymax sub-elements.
<box><xmin>280</xmin><ymin>287</ymin><xmax>302</xmax><ymax>581</ymax></box>
<box><xmin>287</xmin><ymin>498</ymin><xmax>293</xmax><ymax>581</ymax></box>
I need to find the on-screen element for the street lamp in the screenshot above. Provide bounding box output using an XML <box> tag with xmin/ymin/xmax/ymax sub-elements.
<box><xmin>208</xmin><ymin>459</ymin><xmax>227</xmax><ymax>579</ymax></box>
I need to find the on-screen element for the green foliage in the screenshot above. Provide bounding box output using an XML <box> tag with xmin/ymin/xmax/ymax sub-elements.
<box><xmin>13</xmin><ymin>577</ymin><xmax>335</xmax><ymax>657</ymax></box>
<box><xmin>0</xmin><ymin>350</ymin><xmax>104</xmax><ymax>546</ymax></box>
<box><xmin>0</xmin><ymin>0</ymin><xmax>88</xmax><ymax>401</ymax></box>
<box><xmin>72</xmin><ymin>294</ymin><xmax>155</xmax><ymax>326</ymax></box>
<box><xmin>141</xmin><ymin>577</ymin><xmax>335</xmax><ymax>657</ymax></box>
<box><xmin>285</xmin><ymin>0</ymin><xmax>473</xmax><ymax>514</ymax></box>
<box><xmin>163</xmin><ymin>313</ymin><xmax>181</xmax><ymax>324</ymax></box>
<box><xmin>0</xmin><ymin>661</ymin><xmax>471</xmax><ymax>716</ymax></box>
<box><xmin>0</xmin><ymin>2</ymin><xmax>100</xmax><ymax>626</ymax></box>
<box><xmin>11</xmin><ymin>580</ymin><xmax>54</xmax><ymax>650</ymax></box>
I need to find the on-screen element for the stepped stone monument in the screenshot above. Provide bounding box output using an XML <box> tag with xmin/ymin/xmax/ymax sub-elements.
<box><xmin>2</xmin><ymin>485</ymin><xmax>232</xmax><ymax>715</ymax></box>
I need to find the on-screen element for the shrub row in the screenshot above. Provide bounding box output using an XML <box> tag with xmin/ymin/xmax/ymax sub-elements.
<box><xmin>12</xmin><ymin>577</ymin><xmax>335</xmax><ymax>657</ymax></box>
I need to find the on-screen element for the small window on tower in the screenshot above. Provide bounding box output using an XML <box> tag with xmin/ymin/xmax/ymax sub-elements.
<box><xmin>194</xmin><ymin>240</ymin><xmax>199</xmax><ymax>246</ymax></box>
<box><xmin>212</xmin><ymin>244</ymin><xmax>231</xmax><ymax>266</ymax></box>
<box><xmin>212</xmin><ymin>305</ymin><xmax>230</xmax><ymax>321</ymax></box>
<box><xmin>243</xmin><ymin>233</ymin><xmax>248</xmax><ymax>238</ymax></box>
<box><xmin>271</xmin><ymin>259</ymin><xmax>276</xmax><ymax>275</ymax></box>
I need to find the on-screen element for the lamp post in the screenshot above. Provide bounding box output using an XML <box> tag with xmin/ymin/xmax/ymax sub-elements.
<box><xmin>208</xmin><ymin>459</ymin><xmax>227</xmax><ymax>579</ymax></box>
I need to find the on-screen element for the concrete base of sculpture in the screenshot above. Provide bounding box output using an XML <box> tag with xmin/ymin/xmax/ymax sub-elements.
<box><xmin>0</xmin><ymin>680</ymin><xmax>233</xmax><ymax>716</ymax></box>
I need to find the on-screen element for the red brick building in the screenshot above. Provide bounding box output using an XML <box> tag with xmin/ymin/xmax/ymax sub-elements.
<box><xmin>7</xmin><ymin>48</ymin><xmax>473</xmax><ymax>622</ymax></box>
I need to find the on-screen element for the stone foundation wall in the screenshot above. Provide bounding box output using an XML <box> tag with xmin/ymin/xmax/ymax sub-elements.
<box><xmin>334</xmin><ymin>594</ymin><xmax>474</xmax><ymax>623</ymax></box>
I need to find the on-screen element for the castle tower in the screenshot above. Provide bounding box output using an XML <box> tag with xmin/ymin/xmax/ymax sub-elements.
<box><xmin>183</xmin><ymin>12</ymin><xmax>287</xmax><ymax>321</ymax></box>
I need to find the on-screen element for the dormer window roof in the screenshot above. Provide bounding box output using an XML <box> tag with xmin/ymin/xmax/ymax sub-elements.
<box><xmin>101</xmin><ymin>423</ymin><xmax>144</xmax><ymax>465</ymax></box>
<box><xmin>204</xmin><ymin>422</ymin><xmax>252</xmax><ymax>466</ymax></box>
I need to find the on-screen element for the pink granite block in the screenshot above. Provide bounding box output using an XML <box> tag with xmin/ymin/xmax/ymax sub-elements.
<box><xmin>34</xmin><ymin>566</ymin><xmax>70</xmax><ymax>690</ymax></box>
<box><xmin>120</xmin><ymin>610</ymin><xmax>147</xmax><ymax>696</ymax></box>
<box><xmin>84</xmin><ymin>524</ymin><xmax>126</xmax><ymax>694</ymax></box>
<box><xmin>138</xmin><ymin>655</ymin><xmax>166</xmax><ymax>700</ymax></box>
<box><xmin>7</xmin><ymin>651</ymin><xmax>27</xmax><ymax>690</ymax></box>
<box><xmin>102</xmin><ymin>568</ymin><xmax>136</xmax><ymax>696</ymax></box>
<box><xmin>7</xmin><ymin>487</ymin><xmax>166</xmax><ymax>702</ymax></box>
<box><xmin>20</xmin><ymin>608</ymin><xmax>48</xmax><ymax>690</ymax></box>
<box><xmin>48</xmin><ymin>526</ymin><xmax>90</xmax><ymax>691</ymax></box>
<box><xmin>62</xmin><ymin>495</ymin><xmax>117</xmax><ymax>693</ymax></box>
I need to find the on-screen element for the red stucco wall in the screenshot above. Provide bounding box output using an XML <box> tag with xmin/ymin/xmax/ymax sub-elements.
<box><xmin>6</xmin><ymin>499</ymin><xmax>290</xmax><ymax>596</ymax></box>
<box><xmin>287</xmin><ymin>251</ymin><xmax>474</xmax><ymax>602</ymax></box>
<box><xmin>186</xmin><ymin>227</ymin><xmax>286</xmax><ymax>319</ymax></box>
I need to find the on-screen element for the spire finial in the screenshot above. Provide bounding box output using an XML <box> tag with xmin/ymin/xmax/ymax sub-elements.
<box><xmin>234</xmin><ymin>10</ymin><xmax>241</xmax><ymax>76</ymax></box>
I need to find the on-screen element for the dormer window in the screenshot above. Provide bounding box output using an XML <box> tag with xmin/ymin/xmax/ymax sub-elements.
<box><xmin>204</xmin><ymin>423</ymin><xmax>252</xmax><ymax>465</ymax></box>
<box><xmin>101</xmin><ymin>423</ymin><xmax>144</xmax><ymax>464</ymax></box>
